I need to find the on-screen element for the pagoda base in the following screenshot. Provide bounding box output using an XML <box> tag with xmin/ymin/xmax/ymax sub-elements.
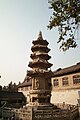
<box><xmin>11</xmin><ymin>103</ymin><xmax>79</xmax><ymax>120</ymax></box>
<box><xmin>31</xmin><ymin>105</ymin><xmax>79</xmax><ymax>120</ymax></box>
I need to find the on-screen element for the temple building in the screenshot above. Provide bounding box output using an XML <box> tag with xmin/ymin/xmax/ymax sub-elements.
<box><xmin>18</xmin><ymin>76</ymin><xmax>32</xmax><ymax>103</ymax></box>
<box><xmin>51</xmin><ymin>62</ymin><xmax>80</xmax><ymax>106</ymax></box>
<box><xmin>0</xmin><ymin>91</ymin><xmax>26</xmax><ymax>108</ymax></box>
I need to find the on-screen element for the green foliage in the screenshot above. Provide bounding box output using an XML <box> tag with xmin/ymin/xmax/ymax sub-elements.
<box><xmin>48</xmin><ymin>0</ymin><xmax>80</xmax><ymax>51</ymax></box>
<box><xmin>2</xmin><ymin>81</ymin><xmax>18</xmax><ymax>92</ymax></box>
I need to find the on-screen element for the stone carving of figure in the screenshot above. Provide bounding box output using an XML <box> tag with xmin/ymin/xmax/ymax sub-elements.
<box><xmin>35</xmin><ymin>79</ymin><xmax>39</xmax><ymax>89</ymax></box>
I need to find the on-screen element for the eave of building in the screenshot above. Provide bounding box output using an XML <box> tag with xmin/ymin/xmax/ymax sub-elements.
<box><xmin>18</xmin><ymin>76</ymin><xmax>32</xmax><ymax>88</ymax></box>
<box><xmin>52</xmin><ymin>62</ymin><xmax>80</xmax><ymax>77</ymax></box>
<box><xmin>18</xmin><ymin>81</ymin><xmax>32</xmax><ymax>88</ymax></box>
<box><xmin>18</xmin><ymin>83</ymin><xmax>32</xmax><ymax>88</ymax></box>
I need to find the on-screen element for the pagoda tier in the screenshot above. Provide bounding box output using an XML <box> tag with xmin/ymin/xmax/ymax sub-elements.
<box><xmin>28</xmin><ymin>60</ymin><xmax>52</xmax><ymax>69</ymax></box>
<box><xmin>30</xmin><ymin>53</ymin><xmax>51</xmax><ymax>60</ymax></box>
<box><xmin>31</xmin><ymin>45</ymin><xmax>50</xmax><ymax>53</ymax></box>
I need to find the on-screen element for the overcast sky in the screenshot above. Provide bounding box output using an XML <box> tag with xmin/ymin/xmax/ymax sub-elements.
<box><xmin>0</xmin><ymin>0</ymin><xmax>80</xmax><ymax>86</ymax></box>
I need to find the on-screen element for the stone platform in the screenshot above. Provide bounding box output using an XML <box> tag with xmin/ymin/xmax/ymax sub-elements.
<box><xmin>31</xmin><ymin>105</ymin><xmax>79</xmax><ymax>120</ymax></box>
<box><xmin>1</xmin><ymin>104</ymin><xmax>79</xmax><ymax>120</ymax></box>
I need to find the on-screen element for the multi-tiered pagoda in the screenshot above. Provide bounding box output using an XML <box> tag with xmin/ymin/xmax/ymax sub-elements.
<box><xmin>27</xmin><ymin>31</ymin><xmax>53</xmax><ymax>106</ymax></box>
<box><xmin>1</xmin><ymin>32</ymin><xmax>79</xmax><ymax>120</ymax></box>
<box><xmin>26</xmin><ymin>32</ymin><xmax>79</xmax><ymax>120</ymax></box>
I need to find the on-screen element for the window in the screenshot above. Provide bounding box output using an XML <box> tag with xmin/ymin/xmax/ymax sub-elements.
<box><xmin>53</xmin><ymin>79</ymin><xmax>59</xmax><ymax>87</ymax></box>
<box><xmin>25</xmin><ymin>87</ymin><xmax>28</xmax><ymax>91</ymax></box>
<box><xmin>73</xmin><ymin>75</ymin><xmax>80</xmax><ymax>84</ymax></box>
<box><xmin>62</xmin><ymin>77</ymin><xmax>68</xmax><ymax>86</ymax></box>
<box><xmin>21</xmin><ymin>87</ymin><xmax>23</xmax><ymax>91</ymax></box>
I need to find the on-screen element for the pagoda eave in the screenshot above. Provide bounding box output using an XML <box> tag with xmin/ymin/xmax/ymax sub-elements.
<box><xmin>27</xmin><ymin>70</ymin><xmax>53</xmax><ymax>77</ymax></box>
<box><xmin>30</xmin><ymin>54</ymin><xmax>36</xmax><ymax>59</ymax></box>
<box><xmin>30</xmin><ymin>53</ymin><xmax>51</xmax><ymax>60</ymax></box>
<box><xmin>28</xmin><ymin>61</ymin><xmax>52</xmax><ymax>68</ymax></box>
<box><xmin>37</xmin><ymin>54</ymin><xmax>51</xmax><ymax>60</ymax></box>
<box><xmin>31</xmin><ymin>46</ymin><xmax>50</xmax><ymax>53</ymax></box>
<box><xmin>32</xmin><ymin>39</ymin><xmax>49</xmax><ymax>46</ymax></box>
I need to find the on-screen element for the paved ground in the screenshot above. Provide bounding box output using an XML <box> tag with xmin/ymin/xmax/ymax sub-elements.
<box><xmin>77</xmin><ymin>117</ymin><xmax>80</xmax><ymax>120</ymax></box>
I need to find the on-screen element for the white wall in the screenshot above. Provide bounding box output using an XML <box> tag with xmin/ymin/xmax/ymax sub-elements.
<box><xmin>18</xmin><ymin>86</ymin><xmax>31</xmax><ymax>103</ymax></box>
<box><xmin>51</xmin><ymin>89</ymin><xmax>80</xmax><ymax>105</ymax></box>
<box><xmin>51</xmin><ymin>72</ymin><xmax>80</xmax><ymax>105</ymax></box>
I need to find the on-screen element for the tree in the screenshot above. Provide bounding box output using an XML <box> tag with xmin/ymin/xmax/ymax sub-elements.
<box><xmin>2</xmin><ymin>86</ymin><xmax>7</xmax><ymax>91</ymax></box>
<box><xmin>8</xmin><ymin>81</ymin><xmax>13</xmax><ymax>91</ymax></box>
<box><xmin>48</xmin><ymin>0</ymin><xmax>80</xmax><ymax>51</ymax></box>
<box><xmin>13</xmin><ymin>82</ymin><xmax>18</xmax><ymax>92</ymax></box>
<box><xmin>2</xmin><ymin>81</ymin><xmax>18</xmax><ymax>92</ymax></box>
<box><xmin>0</xmin><ymin>85</ymin><xmax>2</xmax><ymax>91</ymax></box>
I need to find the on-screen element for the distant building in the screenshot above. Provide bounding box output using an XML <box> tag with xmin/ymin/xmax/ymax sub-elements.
<box><xmin>18</xmin><ymin>76</ymin><xmax>32</xmax><ymax>103</ymax></box>
<box><xmin>0</xmin><ymin>91</ymin><xmax>26</xmax><ymax>107</ymax></box>
<box><xmin>51</xmin><ymin>62</ymin><xmax>80</xmax><ymax>106</ymax></box>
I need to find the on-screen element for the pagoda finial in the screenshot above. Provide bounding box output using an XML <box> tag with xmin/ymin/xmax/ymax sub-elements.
<box><xmin>38</xmin><ymin>31</ymin><xmax>43</xmax><ymax>39</ymax></box>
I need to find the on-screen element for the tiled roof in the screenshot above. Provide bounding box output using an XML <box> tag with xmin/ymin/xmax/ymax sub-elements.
<box><xmin>18</xmin><ymin>76</ymin><xmax>32</xmax><ymax>88</ymax></box>
<box><xmin>52</xmin><ymin>62</ymin><xmax>80</xmax><ymax>77</ymax></box>
<box><xmin>0</xmin><ymin>91</ymin><xmax>25</xmax><ymax>100</ymax></box>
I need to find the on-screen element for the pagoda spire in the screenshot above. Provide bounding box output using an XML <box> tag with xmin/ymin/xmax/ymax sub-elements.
<box><xmin>37</xmin><ymin>31</ymin><xmax>43</xmax><ymax>39</ymax></box>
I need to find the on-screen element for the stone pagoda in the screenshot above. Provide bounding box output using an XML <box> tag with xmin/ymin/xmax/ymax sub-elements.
<box><xmin>27</xmin><ymin>31</ymin><xmax>53</xmax><ymax>107</ymax></box>
<box><xmin>2</xmin><ymin>32</ymin><xmax>78</xmax><ymax>120</ymax></box>
<box><xmin>0</xmin><ymin>31</ymin><xmax>79</xmax><ymax>120</ymax></box>
<box><xmin>26</xmin><ymin>31</ymin><xmax>79</xmax><ymax>120</ymax></box>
